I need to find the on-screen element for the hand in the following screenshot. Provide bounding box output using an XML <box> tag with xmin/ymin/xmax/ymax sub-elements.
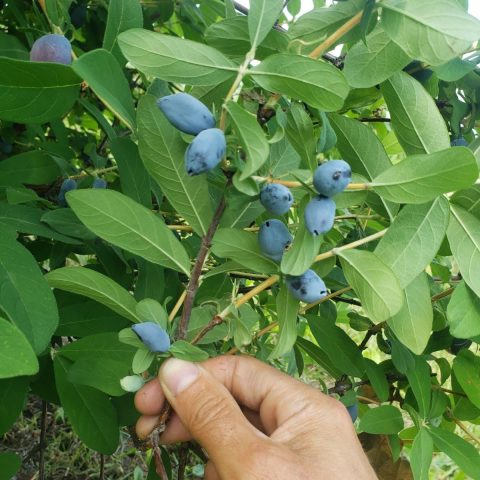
<box><xmin>135</xmin><ymin>355</ymin><xmax>377</xmax><ymax>480</ymax></box>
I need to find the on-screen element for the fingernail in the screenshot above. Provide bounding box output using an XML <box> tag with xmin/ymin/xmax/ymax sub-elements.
<box><xmin>160</xmin><ymin>358</ymin><xmax>199</xmax><ymax>396</ymax></box>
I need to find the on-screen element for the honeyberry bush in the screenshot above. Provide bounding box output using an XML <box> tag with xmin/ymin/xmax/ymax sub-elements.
<box><xmin>1</xmin><ymin>0</ymin><xmax>480</xmax><ymax>478</ymax></box>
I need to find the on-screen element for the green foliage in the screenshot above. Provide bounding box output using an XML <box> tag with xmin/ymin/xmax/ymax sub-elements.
<box><xmin>1</xmin><ymin>0</ymin><xmax>480</xmax><ymax>477</ymax></box>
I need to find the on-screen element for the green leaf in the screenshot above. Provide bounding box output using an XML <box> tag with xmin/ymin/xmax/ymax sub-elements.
<box><xmin>453</xmin><ymin>350</ymin><xmax>480</xmax><ymax>409</ymax></box>
<box><xmin>136</xmin><ymin>299</ymin><xmax>168</xmax><ymax>330</ymax></box>
<box><xmin>72</xmin><ymin>49</ymin><xmax>136</xmax><ymax>130</ymax></box>
<box><xmin>0</xmin><ymin>58</ymin><xmax>81</xmax><ymax>123</ymax></box>
<box><xmin>110</xmin><ymin>137</ymin><xmax>152</xmax><ymax>209</ymax></box>
<box><xmin>67</xmin><ymin>189</ymin><xmax>190</xmax><ymax>275</ymax></box>
<box><xmin>248</xmin><ymin>0</ymin><xmax>284</xmax><ymax>50</ymax></box>
<box><xmin>103</xmin><ymin>0</ymin><xmax>143</xmax><ymax>64</ymax></box>
<box><xmin>0</xmin><ymin>235</ymin><xmax>59</xmax><ymax>354</ymax></box>
<box><xmin>427</xmin><ymin>427</ymin><xmax>480</xmax><ymax>479</ymax></box>
<box><xmin>359</xmin><ymin>405</ymin><xmax>404</xmax><ymax>434</ymax></box>
<box><xmin>0</xmin><ymin>317</ymin><xmax>39</xmax><ymax>379</ymax></box>
<box><xmin>118</xmin><ymin>29</ymin><xmax>236</xmax><ymax>85</ymax></box>
<box><xmin>328</xmin><ymin>113</ymin><xmax>397</xmax><ymax>219</ymax></box>
<box><xmin>169</xmin><ymin>340</ymin><xmax>209</xmax><ymax>362</ymax></box>
<box><xmin>432</xmin><ymin>57</ymin><xmax>476</xmax><ymax>82</ymax></box>
<box><xmin>281</xmin><ymin>221</ymin><xmax>322</xmax><ymax>276</ymax></box>
<box><xmin>269</xmin><ymin>284</ymin><xmax>299</xmax><ymax>359</ymax></box>
<box><xmin>381</xmin><ymin>71</ymin><xmax>450</xmax><ymax>155</ymax></box>
<box><xmin>132</xmin><ymin>348</ymin><xmax>155</xmax><ymax>374</ymax></box>
<box><xmin>451</xmin><ymin>185</ymin><xmax>480</xmax><ymax>218</ymax></box>
<box><xmin>68</xmin><ymin>356</ymin><xmax>133</xmax><ymax>397</ymax></box>
<box><xmin>46</xmin><ymin>267</ymin><xmax>140</xmax><ymax>323</ymax></box>
<box><xmin>41</xmin><ymin>209</ymin><xmax>97</xmax><ymax>241</ymax></box>
<box><xmin>205</xmin><ymin>16</ymin><xmax>288</xmax><ymax>60</ymax></box>
<box><xmin>372</xmin><ymin>148</ymin><xmax>478</xmax><ymax>204</ymax></box>
<box><xmin>375</xmin><ymin>198</ymin><xmax>450</xmax><ymax>287</ymax></box>
<box><xmin>447</xmin><ymin>204</ymin><xmax>480</xmax><ymax>298</ymax></box>
<box><xmin>211</xmin><ymin>228</ymin><xmax>278</xmax><ymax>274</ymax></box>
<box><xmin>295</xmin><ymin>337</ymin><xmax>342</xmax><ymax>378</ymax></box>
<box><xmin>54</xmin><ymin>356</ymin><xmax>119</xmax><ymax>454</ymax></box>
<box><xmin>406</xmin><ymin>356</ymin><xmax>431</xmax><ymax>418</ymax></box>
<box><xmin>447</xmin><ymin>281</ymin><xmax>480</xmax><ymax>339</ymax></box>
<box><xmin>226</xmin><ymin>101</ymin><xmax>270</xmax><ymax>180</ymax></box>
<box><xmin>344</xmin><ymin>25</ymin><xmax>411</xmax><ymax>88</ymax></box>
<box><xmin>285</xmin><ymin>103</ymin><xmax>317</xmax><ymax>172</ymax></box>
<box><xmin>338</xmin><ymin>249</ymin><xmax>404</xmax><ymax>323</ymax></box>
<box><xmin>0</xmin><ymin>150</ymin><xmax>60</xmax><ymax>186</ymax></box>
<box><xmin>251</xmin><ymin>54</ymin><xmax>349</xmax><ymax>111</ymax></box>
<box><xmin>386</xmin><ymin>273</ymin><xmax>433</xmax><ymax>355</ymax></box>
<box><xmin>307</xmin><ymin>316</ymin><xmax>366</xmax><ymax>377</ymax></box>
<box><xmin>0</xmin><ymin>376</ymin><xmax>29</xmax><ymax>435</ymax></box>
<box><xmin>137</xmin><ymin>95</ymin><xmax>214</xmax><ymax>236</ymax></box>
<box><xmin>364</xmin><ymin>358</ymin><xmax>389</xmax><ymax>402</ymax></box>
<box><xmin>380</xmin><ymin>0</ymin><xmax>480</xmax><ymax>66</ymax></box>
<box><xmin>0</xmin><ymin>32</ymin><xmax>28</xmax><ymax>60</ymax></box>
<box><xmin>410</xmin><ymin>428</ymin><xmax>433</xmax><ymax>480</ymax></box>
<box><xmin>0</xmin><ymin>452</ymin><xmax>21</xmax><ymax>480</ymax></box>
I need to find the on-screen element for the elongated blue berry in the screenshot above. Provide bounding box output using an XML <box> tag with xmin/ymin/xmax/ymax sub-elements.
<box><xmin>132</xmin><ymin>322</ymin><xmax>171</xmax><ymax>353</ymax></box>
<box><xmin>451</xmin><ymin>137</ymin><xmax>468</xmax><ymax>147</ymax></box>
<box><xmin>157</xmin><ymin>93</ymin><xmax>216</xmax><ymax>135</ymax></box>
<box><xmin>304</xmin><ymin>196</ymin><xmax>336</xmax><ymax>236</ymax></box>
<box><xmin>313</xmin><ymin>160</ymin><xmax>352</xmax><ymax>197</ymax></box>
<box><xmin>258</xmin><ymin>219</ymin><xmax>292</xmax><ymax>262</ymax></box>
<box><xmin>260</xmin><ymin>183</ymin><xmax>294</xmax><ymax>215</ymax></box>
<box><xmin>286</xmin><ymin>269</ymin><xmax>327</xmax><ymax>303</ymax></box>
<box><xmin>346</xmin><ymin>403</ymin><xmax>358</xmax><ymax>422</ymax></box>
<box><xmin>30</xmin><ymin>34</ymin><xmax>72</xmax><ymax>65</ymax></box>
<box><xmin>185</xmin><ymin>128</ymin><xmax>226</xmax><ymax>176</ymax></box>
<box><xmin>92</xmin><ymin>178</ymin><xmax>107</xmax><ymax>189</ymax></box>
<box><xmin>58</xmin><ymin>178</ymin><xmax>77</xmax><ymax>207</ymax></box>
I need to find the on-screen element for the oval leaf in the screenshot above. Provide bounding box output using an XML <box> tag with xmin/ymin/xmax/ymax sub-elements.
<box><xmin>248</xmin><ymin>0</ymin><xmax>285</xmax><ymax>50</ymax></box>
<box><xmin>359</xmin><ymin>405</ymin><xmax>404</xmax><ymax>434</ymax></box>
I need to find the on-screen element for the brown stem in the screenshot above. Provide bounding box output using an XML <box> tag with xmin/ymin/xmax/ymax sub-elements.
<box><xmin>356</xmin><ymin>395</ymin><xmax>381</xmax><ymax>405</ymax></box>
<box><xmin>358</xmin><ymin>322</ymin><xmax>385</xmax><ymax>351</ymax></box>
<box><xmin>39</xmin><ymin>400</ymin><xmax>48</xmax><ymax>480</ymax></box>
<box><xmin>177</xmin><ymin>447</ymin><xmax>188</xmax><ymax>480</ymax></box>
<box><xmin>432</xmin><ymin>385</ymin><xmax>467</xmax><ymax>398</ymax></box>
<box><xmin>191</xmin><ymin>315</ymin><xmax>225</xmax><ymax>345</ymax></box>
<box><xmin>359</xmin><ymin>117</ymin><xmax>391</xmax><ymax>123</ymax></box>
<box><xmin>176</xmin><ymin>197</ymin><xmax>227</xmax><ymax>340</ymax></box>
<box><xmin>447</xmin><ymin>409</ymin><xmax>480</xmax><ymax>446</ymax></box>
<box><xmin>99</xmin><ymin>454</ymin><xmax>105</xmax><ymax>480</ymax></box>
<box><xmin>431</xmin><ymin>287</ymin><xmax>455</xmax><ymax>303</ymax></box>
<box><xmin>153</xmin><ymin>443</ymin><xmax>169</xmax><ymax>480</ymax></box>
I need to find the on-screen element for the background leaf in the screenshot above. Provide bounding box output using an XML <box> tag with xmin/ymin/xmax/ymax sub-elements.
<box><xmin>359</xmin><ymin>405</ymin><xmax>404</xmax><ymax>434</ymax></box>
<box><xmin>248</xmin><ymin>0</ymin><xmax>284</xmax><ymax>50</ymax></box>
<box><xmin>410</xmin><ymin>428</ymin><xmax>433</xmax><ymax>480</ymax></box>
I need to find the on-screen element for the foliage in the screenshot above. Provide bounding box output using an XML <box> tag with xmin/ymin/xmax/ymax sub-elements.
<box><xmin>1</xmin><ymin>0</ymin><xmax>480</xmax><ymax>478</ymax></box>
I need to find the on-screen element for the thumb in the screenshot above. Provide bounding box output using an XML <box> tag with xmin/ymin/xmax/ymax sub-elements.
<box><xmin>158</xmin><ymin>358</ymin><xmax>261</xmax><ymax>466</ymax></box>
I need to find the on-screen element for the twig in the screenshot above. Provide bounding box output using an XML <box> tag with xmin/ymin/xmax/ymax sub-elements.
<box><xmin>176</xmin><ymin>197</ymin><xmax>227</xmax><ymax>340</ymax></box>
<box><xmin>69</xmin><ymin>165</ymin><xmax>118</xmax><ymax>180</ymax></box>
<box><xmin>431</xmin><ymin>287</ymin><xmax>455</xmax><ymax>303</ymax></box>
<box><xmin>99</xmin><ymin>454</ymin><xmax>105</xmax><ymax>480</ymax></box>
<box><xmin>432</xmin><ymin>385</ymin><xmax>467</xmax><ymax>398</ymax></box>
<box><xmin>309</xmin><ymin>10</ymin><xmax>364</xmax><ymax>59</ymax></box>
<box><xmin>39</xmin><ymin>400</ymin><xmax>48</xmax><ymax>480</ymax></box>
<box><xmin>169</xmin><ymin>290</ymin><xmax>187</xmax><ymax>322</ymax></box>
<box><xmin>177</xmin><ymin>447</ymin><xmax>188</xmax><ymax>480</ymax></box>
<box><xmin>358</xmin><ymin>322</ymin><xmax>385</xmax><ymax>350</ymax></box>
<box><xmin>358</xmin><ymin>117</ymin><xmax>391</xmax><ymax>123</ymax></box>
<box><xmin>251</xmin><ymin>175</ymin><xmax>370</xmax><ymax>191</ymax></box>
<box><xmin>153</xmin><ymin>440</ymin><xmax>168</xmax><ymax>480</ymax></box>
<box><xmin>447</xmin><ymin>410</ymin><xmax>480</xmax><ymax>446</ymax></box>
<box><xmin>356</xmin><ymin>395</ymin><xmax>381</xmax><ymax>405</ymax></box>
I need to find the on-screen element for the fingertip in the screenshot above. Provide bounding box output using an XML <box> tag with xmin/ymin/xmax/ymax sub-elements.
<box><xmin>134</xmin><ymin>378</ymin><xmax>165</xmax><ymax>415</ymax></box>
<box><xmin>136</xmin><ymin>414</ymin><xmax>160</xmax><ymax>440</ymax></box>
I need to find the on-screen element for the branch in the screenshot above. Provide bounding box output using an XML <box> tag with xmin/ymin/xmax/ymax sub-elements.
<box><xmin>176</xmin><ymin>197</ymin><xmax>227</xmax><ymax>340</ymax></box>
<box><xmin>99</xmin><ymin>454</ymin><xmax>105</xmax><ymax>480</ymax></box>
<box><xmin>431</xmin><ymin>287</ymin><xmax>455</xmax><ymax>303</ymax></box>
<box><xmin>447</xmin><ymin>409</ymin><xmax>480</xmax><ymax>446</ymax></box>
<box><xmin>39</xmin><ymin>400</ymin><xmax>48</xmax><ymax>480</ymax></box>
<box><xmin>358</xmin><ymin>117</ymin><xmax>391</xmax><ymax>123</ymax></box>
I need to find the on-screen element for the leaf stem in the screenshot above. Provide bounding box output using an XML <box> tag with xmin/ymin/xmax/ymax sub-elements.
<box><xmin>447</xmin><ymin>409</ymin><xmax>480</xmax><ymax>446</ymax></box>
<box><xmin>168</xmin><ymin>289</ymin><xmax>187</xmax><ymax>322</ymax></box>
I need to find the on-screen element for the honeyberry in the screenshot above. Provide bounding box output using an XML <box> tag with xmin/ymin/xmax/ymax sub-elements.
<box><xmin>131</xmin><ymin>322</ymin><xmax>171</xmax><ymax>353</ymax></box>
<box><xmin>157</xmin><ymin>93</ymin><xmax>216</xmax><ymax>135</ymax></box>
<box><xmin>304</xmin><ymin>195</ymin><xmax>336</xmax><ymax>236</ymax></box>
<box><xmin>58</xmin><ymin>178</ymin><xmax>77</xmax><ymax>207</ymax></box>
<box><xmin>451</xmin><ymin>137</ymin><xmax>468</xmax><ymax>147</ymax></box>
<box><xmin>259</xmin><ymin>183</ymin><xmax>294</xmax><ymax>215</ymax></box>
<box><xmin>346</xmin><ymin>403</ymin><xmax>358</xmax><ymax>422</ymax></box>
<box><xmin>30</xmin><ymin>34</ymin><xmax>72</xmax><ymax>65</ymax></box>
<box><xmin>313</xmin><ymin>160</ymin><xmax>352</xmax><ymax>197</ymax></box>
<box><xmin>185</xmin><ymin>128</ymin><xmax>226</xmax><ymax>176</ymax></box>
<box><xmin>258</xmin><ymin>219</ymin><xmax>293</xmax><ymax>262</ymax></box>
<box><xmin>286</xmin><ymin>269</ymin><xmax>327</xmax><ymax>303</ymax></box>
<box><xmin>92</xmin><ymin>178</ymin><xmax>107</xmax><ymax>189</ymax></box>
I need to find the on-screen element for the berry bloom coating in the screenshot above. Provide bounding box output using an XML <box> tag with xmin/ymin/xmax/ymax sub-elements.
<box><xmin>313</xmin><ymin>160</ymin><xmax>352</xmax><ymax>197</ymax></box>
<box><xmin>286</xmin><ymin>269</ymin><xmax>328</xmax><ymax>303</ymax></box>
<box><xmin>451</xmin><ymin>137</ymin><xmax>468</xmax><ymax>147</ymax></box>
<box><xmin>304</xmin><ymin>195</ymin><xmax>336</xmax><ymax>236</ymax></box>
<box><xmin>131</xmin><ymin>322</ymin><xmax>171</xmax><ymax>353</ymax></box>
<box><xmin>30</xmin><ymin>34</ymin><xmax>72</xmax><ymax>65</ymax></box>
<box><xmin>258</xmin><ymin>219</ymin><xmax>293</xmax><ymax>263</ymax></box>
<box><xmin>450</xmin><ymin>338</ymin><xmax>472</xmax><ymax>355</ymax></box>
<box><xmin>185</xmin><ymin>128</ymin><xmax>226</xmax><ymax>176</ymax></box>
<box><xmin>157</xmin><ymin>93</ymin><xmax>216</xmax><ymax>135</ymax></box>
<box><xmin>120</xmin><ymin>375</ymin><xmax>145</xmax><ymax>393</ymax></box>
<box><xmin>259</xmin><ymin>183</ymin><xmax>294</xmax><ymax>215</ymax></box>
<box><xmin>58</xmin><ymin>178</ymin><xmax>77</xmax><ymax>207</ymax></box>
<box><xmin>346</xmin><ymin>403</ymin><xmax>359</xmax><ymax>422</ymax></box>
<box><xmin>92</xmin><ymin>178</ymin><xmax>107</xmax><ymax>189</ymax></box>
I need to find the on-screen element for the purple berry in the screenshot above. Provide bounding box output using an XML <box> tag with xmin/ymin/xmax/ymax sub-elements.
<box><xmin>30</xmin><ymin>34</ymin><xmax>72</xmax><ymax>65</ymax></box>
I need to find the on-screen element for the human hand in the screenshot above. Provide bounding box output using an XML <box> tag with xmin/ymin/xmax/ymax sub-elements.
<box><xmin>135</xmin><ymin>355</ymin><xmax>377</xmax><ymax>480</ymax></box>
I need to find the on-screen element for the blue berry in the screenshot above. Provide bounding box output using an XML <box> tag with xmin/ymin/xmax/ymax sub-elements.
<box><xmin>30</xmin><ymin>34</ymin><xmax>72</xmax><ymax>65</ymax></box>
<box><xmin>92</xmin><ymin>178</ymin><xmax>107</xmax><ymax>189</ymax></box>
<box><xmin>451</xmin><ymin>137</ymin><xmax>468</xmax><ymax>147</ymax></box>
<box><xmin>131</xmin><ymin>322</ymin><xmax>171</xmax><ymax>353</ymax></box>
<box><xmin>157</xmin><ymin>93</ymin><xmax>216</xmax><ymax>135</ymax></box>
<box><xmin>259</xmin><ymin>183</ymin><xmax>294</xmax><ymax>215</ymax></box>
<box><xmin>258</xmin><ymin>219</ymin><xmax>293</xmax><ymax>262</ymax></box>
<box><xmin>185</xmin><ymin>128</ymin><xmax>226</xmax><ymax>176</ymax></box>
<box><xmin>346</xmin><ymin>403</ymin><xmax>358</xmax><ymax>422</ymax></box>
<box><xmin>286</xmin><ymin>269</ymin><xmax>327</xmax><ymax>303</ymax></box>
<box><xmin>313</xmin><ymin>160</ymin><xmax>352</xmax><ymax>197</ymax></box>
<box><xmin>304</xmin><ymin>196</ymin><xmax>336</xmax><ymax>236</ymax></box>
<box><xmin>58</xmin><ymin>178</ymin><xmax>77</xmax><ymax>207</ymax></box>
